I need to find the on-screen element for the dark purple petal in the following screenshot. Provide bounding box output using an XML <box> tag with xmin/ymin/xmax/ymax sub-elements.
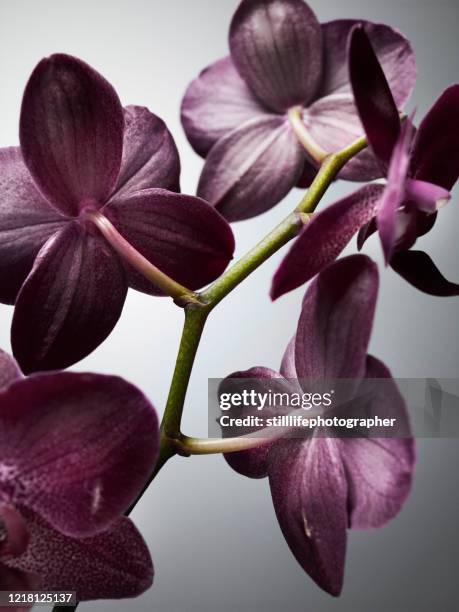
<box><xmin>391</xmin><ymin>250</ymin><xmax>459</xmax><ymax>296</ymax></box>
<box><xmin>109</xmin><ymin>106</ymin><xmax>180</xmax><ymax>199</ymax></box>
<box><xmin>0</xmin><ymin>372</ymin><xmax>158</xmax><ymax>536</ymax></box>
<box><xmin>404</xmin><ymin>178</ymin><xmax>450</xmax><ymax>213</ymax></box>
<box><xmin>411</xmin><ymin>85</ymin><xmax>459</xmax><ymax>190</ymax></box>
<box><xmin>295</xmin><ymin>254</ymin><xmax>378</xmax><ymax>381</ymax></box>
<box><xmin>181</xmin><ymin>56</ymin><xmax>269</xmax><ymax>157</ymax></box>
<box><xmin>223</xmin><ymin>367</ymin><xmax>284</xmax><ymax>479</ymax></box>
<box><xmin>305</xmin><ymin>94</ymin><xmax>383</xmax><ymax>181</ymax></box>
<box><xmin>20</xmin><ymin>54</ymin><xmax>124</xmax><ymax>216</ymax></box>
<box><xmin>0</xmin><ymin>351</ymin><xmax>22</xmax><ymax>390</ymax></box>
<box><xmin>268</xmin><ymin>437</ymin><xmax>347</xmax><ymax>596</ymax></box>
<box><xmin>340</xmin><ymin>356</ymin><xmax>415</xmax><ymax>529</ymax></box>
<box><xmin>0</xmin><ymin>506</ymin><xmax>29</xmax><ymax>556</ymax></box>
<box><xmin>377</xmin><ymin>120</ymin><xmax>414</xmax><ymax>263</ymax></box>
<box><xmin>105</xmin><ymin>189</ymin><xmax>235</xmax><ymax>295</ymax></box>
<box><xmin>271</xmin><ymin>184</ymin><xmax>383</xmax><ymax>299</ymax></box>
<box><xmin>0</xmin><ymin>148</ymin><xmax>67</xmax><ymax>304</ymax></box>
<box><xmin>5</xmin><ymin>510</ymin><xmax>153</xmax><ymax>601</ymax></box>
<box><xmin>197</xmin><ymin>116</ymin><xmax>304</xmax><ymax>221</ymax></box>
<box><xmin>12</xmin><ymin>222</ymin><xmax>127</xmax><ymax>373</ymax></box>
<box><xmin>229</xmin><ymin>0</ymin><xmax>322</xmax><ymax>112</ymax></box>
<box><xmin>357</xmin><ymin>217</ymin><xmax>377</xmax><ymax>250</ymax></box>
<box><xmin>296</xmin><ymin>160</ymin><xmax>317</xmax><ymax>188</ymax></box>
<box><xmin>280</xmin><ymin>336</ymin><xmax>297</xmax><ymax>378</ymax></box>
<box><xmin>318</xmin><ymin>20</ymin><xmax>416</xmax><ymax>105</ymax></box>
<box><xmin>349</xmin><ymin>25</ymin><xmax>400</xmax><ymax>166</ymax></box>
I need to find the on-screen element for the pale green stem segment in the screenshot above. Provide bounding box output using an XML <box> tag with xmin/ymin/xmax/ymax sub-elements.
<box><xmin>87</xmin><ymin>210</ymin><xmax>198</xmax><ymax>305</ymax></box>
<box><xmin>155</xmin><ymin>134</ymin><xmax>367</xmax><ymax>473</ymax></box>
<box><xmin>287</xmin><ymin>105</ymin><xmax>328</xmax><ymax>164</ymax></box>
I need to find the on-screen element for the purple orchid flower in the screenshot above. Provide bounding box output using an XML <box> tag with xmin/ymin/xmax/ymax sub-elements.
<box><xmin>0</xmin><ymin>54</ymin><xmax>235</xmax><ymax>374</ymax></box>
<box><xmin>0</xmin><ymin>349</ymin><xmax>158</xmax><ymax>604</ymax></box>
<box><xmin>181</xmin><ymin>0</ymin><xmax>416</xmax><ymax>222</ymax></box>
<box><xmin>224</xmin><ymin>255</ymin><xmax>415</xmax><ymax>596</ymax></box>
<box><xmin>271</xmin><ymin>26</ymin><xmax>459</xmax><ymax>299</ymax></box>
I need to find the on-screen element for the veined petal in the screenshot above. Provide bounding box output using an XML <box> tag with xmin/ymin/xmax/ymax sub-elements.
<box><xmin>391</xmin><ymin>250</ymin><xmax>459</xmax><ymax>296</ymax></box>
<box><xmin>0</xmin><ymin>351</ymin><xmax>22</xmax><ymax>391</ymax></box>
<box><xmin>0</xmin><ymin>373</ymin><xmax>158</xmax><ymax>536</ymax></box>
<box><xmin>229</xmin><ymin>0</ymin><xmax>322</xmax><ymax>112</ymax></box>
<box><xmin>12</xmin><ymin>223</ymin><xmax>127</xmax><ymax>373</ymax></box>
<box><xmin>404</xmin><ymin>178</ymin><xmax>450</xmax><ymax>213</ymax></box>
<box><xmin>197</xmin><ymin>116</ymin><xmax>304</xmax><ymax>221</ymax></box>
<box><xmin>181</xmin><ymin>56</ymin><xmax>269</xmax><ymax>157</ymax></box>
<box><xmin>349</xmin><ymin>26</ymin><xmax>401</xmax><ymax>166</ymax></box>
<box><xmin>271</xmin><ymin>184</ymin><xmax>383</xmax><ymax>300</ymax></box>
<box><xmin>377</xmin><ymin>120</ymin><xmax>414</xmax><ymax>264</ymax></box>
<box><xmin>105</xmin><ymin>189</ymin><xmax>235</xmax><ymax>295</ymax></box>
<box><xmin>5</xmin><ymin>510</ymin><xmax>153</xmax><ymax>601</ymax></box>
<box><xmin>318</xmin><ymin>20</ymin><xmax>416</xmax><ymax>105</ymax></box>
<box><xmin>20</xmin><ymin>54</ymin><xmax>124</xmax><ymax>216</ymax></box>
<box><xmin>340</xmin><ymin>356</ymin><xmax>415</xmax><ymax>529</ymax></box>
<box><xmin>411</xmin><ymin>85</ymin><xmax>459</xmax><ymax>190</ymax></box>
<box><xmin>109</xmin><ymin>106</ymin><xmax>180</xmax><ymax>199</ymax></box>
<box><xmin>295</xmin><ymin>255</ymin><xmax>378</xmax><ymax>381</ymax></box>
<box><xmin>268</xmin><ymin>437</ymin><xmax>348</xmax><ymax>596</ymax></box>
<box><xmin>0</xmin><ymin>148</ymin><xmax>67</xmax><ymax>304</ymax></box>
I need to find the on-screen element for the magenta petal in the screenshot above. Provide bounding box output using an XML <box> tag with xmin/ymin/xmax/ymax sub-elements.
<box><xmin>0</xmin><ymin>506</ymin><xmax>29</xmax><ymax>556</ymax></box>
<box><xmin>198</xmin><ymin>116</ymin><xmax>304</xmax><ymax>221</ymax></box>
<box><xmin>271</xmin><ymin>184</ymin><xmax>383</xmax><ymax>299</ymax></box>
<box><xmin>0</xmin><ymin>372</ymin><xmax>158</xmax><ymax>536</ymax></box>
<box><xmin>349</xmin><ymin>26</ymin><xmax>401</xmax><ymax>166</ymax></box>
<box><xmin>377</xmin><ymin>120</ymin><xmax>414</xmax><ymax>264</ymax></box>
<box><xmin>295</xmin><ymin>255</ymin><xmax>378</xmax><ymax>381</ymax></box>
<box><xmin>181</xmin><ymin>56</ymin><xmax>269</xmax><ymax>157</ymax></box>
<box><xmin>357</xmin><ymin>217</ymin><xmax>378</xmax><ymax>250</ymax></box>
<box><xmin>12</xmin><ymin>223</ymin><xmax>127</xmax><ymax>373</ymax></box>
<box><xmin>391</xmin><ymin>250</ymin><xmax>459</xmax><ymax>296</ymax></box>
<box><xmin>5</xmin><ymin>510</ymin><xmax>153</xmax><ymax>601</ymax></box>
<box><xmin>0</xmin><ymin>351</ymin><xmax>22</xmax><ymax>390</ymax></box>
<box><xmin>404</xmin><ymin>178</ymin><xmax>450</xmax><ymax>213</ymax></box>
<box><xmin>0</xmin><ymin>148</ymin><xmax>67</xmax><ymax>304</ymax></box>
<box><xmin>411</xmin><ymin>85</ymin><xmax>459</xmax><ymax>190</ymax></box>
<box><xmin>109</xmin><ymin>106</ymin><xmax>180</xmax><ymax>199</ymax></box>
<box><xmin>20</xmin><ymin>54</ymin><xmax>124</xmax><ymax>216</ymax></box>
<box><xmin>105</xmin><ymin>189</ymin><xmax>235</xmax><ymax>295</ymax></box>
<box><xmin>269</xmin><ymin>438</ymin><xmax>347</xmax><ymax>596</ymax></box>
<box><xmin>229</xmin><ymin>0</ymin><xmax>322</xmax><ymax>112</ymax></box>
<box><xmin>340</xmin><ymin>356</ymin><xmax>415</xmax><ymax>529</ymax></box>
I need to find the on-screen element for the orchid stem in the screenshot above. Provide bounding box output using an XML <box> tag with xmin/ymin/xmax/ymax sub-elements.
<box><xmin>87</xmin><ymin>211</ymin><xmax>198</xmax><ymax>305</ymax></box>
<box><xmin>287</xmin><ymin>105</ymin><xmax>329</xmax><ymax>164</ymax></box>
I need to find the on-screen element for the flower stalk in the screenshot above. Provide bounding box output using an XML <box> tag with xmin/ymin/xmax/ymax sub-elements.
<box><xmin>287</xmin><ymin>106</ymin><xmax>328</xmax><ymax>164</ymax></box>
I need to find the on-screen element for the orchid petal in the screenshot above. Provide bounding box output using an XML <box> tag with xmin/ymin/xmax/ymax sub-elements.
<box><xmin>339</xmin><ymin>356</ymin><xmax>415</xmax><ymax>529</ymax></box>
<box><xmin>12</xmin><ymin>223</ymin><xmax>127</xmax><ymax>373</ymax></box>
<box><xmin>391</xmin><ymin>250</ymin><xmax>459</xmax><ymax>296</ymax></box>
<box><xmin>197</xmin><ymin>116</ymin><xmax>304</xmax><ymax>221</ymax></box>
<box><xmin>5</xmin><ymin>510</ymin><xmax>153</xmax><ymax>601</ymax></box>
<box><xmin>411</xmin><ymin>85</ymin><xmax>459</xmax><ymax>190</ymax></box>
<box><xmin>404</xmin><ymin>178</ymin><xmax>450</xmax><ymax>213</ymax></box>
<box><xmin>0</xmin><ymin>148</ymin><xmax>66</xmax><ymax>304</ymax></box>
<box><xmin>105</xmin><ymin>189</ymin><xmax>235</xmax><ymax>295</ymax></box>
<box><xmin>20</xmin><ymin>54</ymin><xmax>124</xmax><ymax>216</ymax></box>
<box><xmin>271</xmin><ymin>185</ymin><xmax>383</xmax><ymax>299</ymax></box>
<box><xmin>0</xmin><ymin>506</ymin><xmax>29</xmax><ymax>557</ymax></box>
<box><xmin>0</xmin><ymin>373</ymin><xmax>158</xmax><ymax>536</ymax></box>
<box><xmin>181</xmin><ymin>57</ymin><xmax>269</xmax><ymax>157</ymax></box>
<box><xmin>229</xmin><ymin>0</ymin><xmax>322</xmax><ymax>112</ymax></box>
<box><xmin>295</xmin><ymin>255</ymin><xmax>378</xmax><ymax>382</ymax></box>
<box><xmin>349</xmin><ymin>25</ymin><xmax>400</xmax><ymax>166</ymax></box>
<box><xmin>0</xmin><ymin>351</ymin><xmax>22</xmax><ymax>390</ymax></box>
<box><xmin>268</xmin><ymin>437</ymin><xmax>347</xmax><ymax>596</ymax></box>
<box><xmin>109</xmin><ymin>106</ymin><xmax>180</xmax><ymax>199</ymax></box>
<box><xmin>377</xmin><ymin>120</ymin><xmax>414</xmax><ymax>264</ymax></box>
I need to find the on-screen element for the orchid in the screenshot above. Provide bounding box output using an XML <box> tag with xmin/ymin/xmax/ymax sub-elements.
<box><xmin>181</xmin><ymin>0</ymin><xmax>416</xmax><ymax>221</ymax></box>
<box><xmin>271</xmin><ymin>26</ymin><xmax>459</xmax><ymax>299</ymax></box>
<box><xmin>0</xmin><ymin>54</ymin><xmax>235</xmax><ymax>374</ymax></box>
<box><xmin>223</xmin><ymin>255</ymin><xmax>414</xmax><ymax>595</ymax></box>
<box><xmin>0</xmin><ymin>350</ymin><xmax>158</xmax><ymax>603</ymax></box>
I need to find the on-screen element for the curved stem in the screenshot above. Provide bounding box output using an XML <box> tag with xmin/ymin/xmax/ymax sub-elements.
<box><xmin>87</xmin><ymin>211</ymin><xmax>198</xmax><ymax>305</ymax></box>
<box><xmin>175</xmin><ymin>434</ymin><xmax>272</xmax><ymax>455</ymax></box>
<box><xmin>287</xmin><ymin>106</ymin><xmax>328</xmax><ymax>164</ymax></box>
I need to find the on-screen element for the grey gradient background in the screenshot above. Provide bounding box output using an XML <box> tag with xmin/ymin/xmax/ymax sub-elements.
<box><xmin>0</xmin><ymin>1</ymin><xmax>458</xmax><ymax>610</ymax></box>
